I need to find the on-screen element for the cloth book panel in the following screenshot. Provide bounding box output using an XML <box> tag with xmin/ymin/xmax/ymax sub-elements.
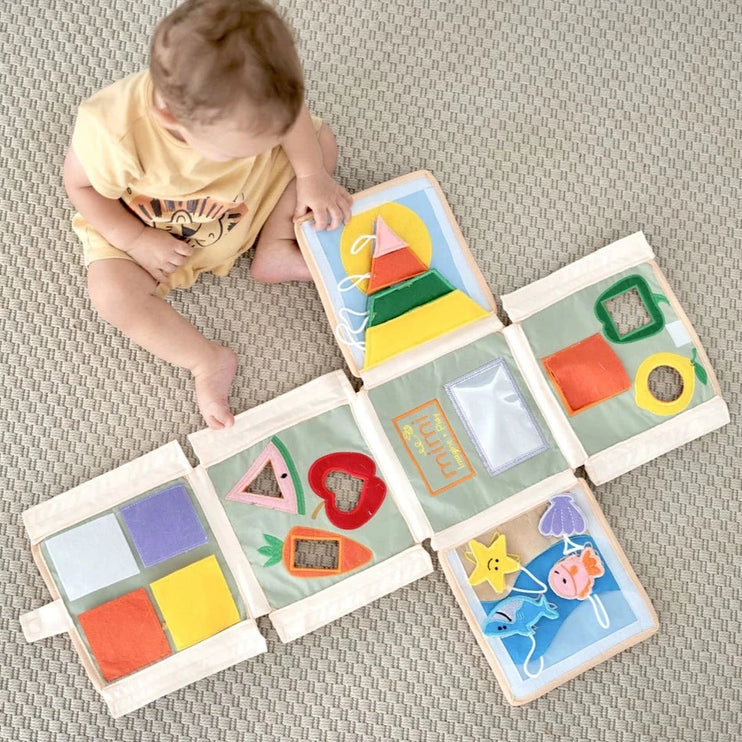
<box><xmin>22</xmin><ymin>444</ymin><xmax>266</xmax><ymax>716</ymax></box>
<box><xmin>187</xmin><ymin>371</ymin><xmax>435</xmax><ymax>641</ymax></box>
<box><xmin>295</xmin><ymin>171</ymin><xmax>499</xmax><ymax>379</ymax></box>
<box><xmin>21</xmin><ymin>174</ymin><xmax>728</xmax><ymax>715</ymax></box>
<box><xmin>499</xmin><ymin>235</ymin><xmax>728</xmax><ymax>483</ymax></box>
<box><xmin>22</xmin><ymin>374</ymin><xmax>436</xmax><ymax>714</ymax></box>
<box><xmin>437</xmin><ymin>478</ymin><xmax>658</xmax><ymax>705</ymax></box>
<box><xmin>361</xmin><ymin>326</ymin><xmax>572</xmax><ymax>543</ymax></box>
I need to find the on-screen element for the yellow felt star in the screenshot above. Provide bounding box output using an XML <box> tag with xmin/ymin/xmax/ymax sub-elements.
<box><xmin>465</xmin><ymin>532</ymin><xmax>521</xmax><ymax>593</ymax></box>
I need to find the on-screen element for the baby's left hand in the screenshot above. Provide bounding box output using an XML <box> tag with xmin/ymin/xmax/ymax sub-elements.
<box><xmin>294</xmin><ymin>171</ymin><xmax>353</xmax><ymax>231</ymax></box>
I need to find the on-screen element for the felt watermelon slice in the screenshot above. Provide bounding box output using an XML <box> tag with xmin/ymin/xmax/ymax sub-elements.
<box><xmin>366</xmin><ymin>216</ymin><xmax>427</xmax><ymax>294</ymax></box>
<box><xmin>257</xmin><ymin>526</ymin><xmax>372</xmax><ymax>578</ymax></box>
<box><xmin>225</xmin><ymin>436</ymin><xmax>305</xmax><ymax>514</ymax></box>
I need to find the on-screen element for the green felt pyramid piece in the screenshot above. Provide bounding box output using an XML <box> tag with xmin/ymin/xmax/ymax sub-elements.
<box><xmin>367</xmin><ymin>270</ymin><xmax>455</xmax><ymax>327</ymax></box>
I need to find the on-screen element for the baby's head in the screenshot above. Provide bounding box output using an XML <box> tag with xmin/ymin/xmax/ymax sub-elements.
<box><xmin>150</xmin><ymin>0</ymin><xmax>304</xmax><ymax>161</ymax></box>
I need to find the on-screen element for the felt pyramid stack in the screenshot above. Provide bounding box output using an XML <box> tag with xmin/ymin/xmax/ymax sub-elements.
<box><xmin>364</xmin><ymin>216</ymin><xmax>489</xmax><ymax>368</ymax></box>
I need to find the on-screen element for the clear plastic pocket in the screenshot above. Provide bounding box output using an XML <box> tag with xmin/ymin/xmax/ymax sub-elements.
<box><xmin>445</xmin><ymin>359</ymin><xmax>549</xmax><ymax>476</ymax></box>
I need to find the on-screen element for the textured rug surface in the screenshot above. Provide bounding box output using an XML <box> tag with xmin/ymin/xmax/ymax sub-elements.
<box><xmin>1</xmin><ymin>1</ymin><xmax>740</xmax><ymax>740</ymax></box>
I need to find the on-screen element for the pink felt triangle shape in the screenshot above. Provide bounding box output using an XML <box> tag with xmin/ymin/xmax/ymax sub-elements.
<box><xmin>373</xmin><ymin>216</ymin><xmax>408</xmax><ymax>257</ymax></box>
<box><xmin>225</xmin><ymin>441</ymin><xmax>299</xmax><ymax>513</ymax></box>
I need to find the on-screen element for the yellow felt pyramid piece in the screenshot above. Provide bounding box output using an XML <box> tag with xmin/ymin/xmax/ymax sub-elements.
<box><xmin>364</xmin><ymin>289</ymin><xmax>489</xmax><ymax>368</ymax></box>
<box><xmin>150</xmin><ymin>555</ymin><xmax>240</xmax><ymax>650</ymax></box>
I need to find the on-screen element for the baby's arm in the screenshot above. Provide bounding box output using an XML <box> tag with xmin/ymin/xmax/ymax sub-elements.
<box><xmin>63</xmin><ymin>148</ymin><xmax>193</xmax><ymax>284</ymax></box>
<box><xmin>280</xmin><ymin>105</ymin><xmax>353</xmax><ymax>230</ymax></box>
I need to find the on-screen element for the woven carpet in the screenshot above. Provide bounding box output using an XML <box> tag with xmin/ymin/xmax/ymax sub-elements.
<box><xmin>1</xmin><ymin>0</ymin><xmax>740</xmax><ymax>739</ymax></box>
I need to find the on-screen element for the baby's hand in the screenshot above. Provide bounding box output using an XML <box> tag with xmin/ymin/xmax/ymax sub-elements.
<box><xmin>294</xmin><ymin>171</ymin><xmax>353</xmax><ymax>231</ymax></box>
<box><xmin>127</xmin><ymin>226</ymin><xmax>194</xmax><ymax>284</ymax></box>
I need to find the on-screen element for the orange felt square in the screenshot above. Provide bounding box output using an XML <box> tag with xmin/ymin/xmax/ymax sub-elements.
<box><xmin>542</xmin><ymin>334</ymin><xmax>631</xmax><ymax>415</ymax></box>
<box><xmin>78</xmin><ymin>588</ymin><xmax>172</xmax><ymax>683</ymax></box>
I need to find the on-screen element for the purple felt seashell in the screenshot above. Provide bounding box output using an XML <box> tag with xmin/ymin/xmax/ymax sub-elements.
<box><xmin>538</xmin><ymin>494</ymin><xmax>586</xmax><ymax>537</ymax></box>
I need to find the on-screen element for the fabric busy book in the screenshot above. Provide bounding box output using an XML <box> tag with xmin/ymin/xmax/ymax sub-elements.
<box><xmin>21</xmin><ymin>172</ymin><xmax>728</xmax><ymax>716</ymax></box>
<box><xmin>296</xmin><ymin>174</ymin><xmax>728</xmax><ymax>488</ymax></box>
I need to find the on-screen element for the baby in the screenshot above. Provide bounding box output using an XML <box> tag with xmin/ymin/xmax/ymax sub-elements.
<box><xmin>64</xmin><ymin>0</ymin><xmax>352</xmax><ymax>429</ymax></box>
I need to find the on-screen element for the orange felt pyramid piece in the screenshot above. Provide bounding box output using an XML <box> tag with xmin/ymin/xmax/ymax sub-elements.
<box><xmin>367</xmin><ymin>217</ymin><xmax>427</xmax><ymax>294</ymax></box>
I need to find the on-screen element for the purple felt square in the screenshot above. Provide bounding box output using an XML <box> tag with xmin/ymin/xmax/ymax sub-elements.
<box><xmin>121</xmin><ymin>484</ymin><xmax>208</xmax><ymax>567</ymax></box>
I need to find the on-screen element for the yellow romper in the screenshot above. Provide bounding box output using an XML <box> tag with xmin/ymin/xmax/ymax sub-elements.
<box><xmin>71</xmin><ymin>70</ymin><xmax>319</xmax><ymax>296</ymax></box>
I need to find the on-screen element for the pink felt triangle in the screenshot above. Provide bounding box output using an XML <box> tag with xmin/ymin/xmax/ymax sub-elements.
<box><xmin>373</xmin><ymin>216</ymin><xmax>408</xmax><ymax>257</ymax></box>
<box><xmin>225</xmin><ymin>440</ymin><xmax>299</xmax><ymax>513</ymax></box>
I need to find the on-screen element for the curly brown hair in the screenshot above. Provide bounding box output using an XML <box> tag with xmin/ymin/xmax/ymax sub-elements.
<box><xmin>150</xmin><ymin>0</ymin><xmax>304</xmax><ymax>133</ymax></box>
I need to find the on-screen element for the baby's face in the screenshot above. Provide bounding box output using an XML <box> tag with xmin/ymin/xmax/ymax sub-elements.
<box><xmin>152</xmin><ymin>86</ymin><xmax>289</xmax><ymax>161</ymax></box>
<box><xmin>176</xmin><ymin>114</ymin><xmax>283</xmax><ymax>162</ymax></box>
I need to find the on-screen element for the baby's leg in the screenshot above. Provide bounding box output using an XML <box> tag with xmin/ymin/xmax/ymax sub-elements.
<box><xmin>87</xmin><ymin>259</ymin><xmax>237</xmax><ymax>429</ymax></box>
<box><xmin>250</xmin><ymin>124</ymin><xmax>338</xmax><ymax>283</ymax></box>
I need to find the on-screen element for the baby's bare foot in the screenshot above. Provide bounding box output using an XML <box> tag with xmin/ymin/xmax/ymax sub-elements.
<box><xmin>192</xmin><ymin>345</ymin><xmax>238</xmax><ymax>429</ymax></box>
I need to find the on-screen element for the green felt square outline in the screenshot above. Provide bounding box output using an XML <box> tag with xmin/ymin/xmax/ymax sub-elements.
<box><xmin>594</xmin><ymin>274</ymin><xmax>667</xmax><ymax>344</ymax></box>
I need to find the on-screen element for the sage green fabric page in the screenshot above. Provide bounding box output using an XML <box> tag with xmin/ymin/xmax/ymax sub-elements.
<box><xmin>519</xmin><ymin>262</ymin><xmax>716</xmax><ymax>455</ymax></box>
<box><xmin>39</xmin><ymin>478</ymin><xmax>246</xmax><ymax>679</ymax></box>
<box><xmin>367</xmin><ymin>331</ymin><xmax>568</xmax><ymax>532</ymax></box>
<box><xmin>205</xmin><ymin>405</ymin><xmax>415</xmax><ymax>610</ymax></box>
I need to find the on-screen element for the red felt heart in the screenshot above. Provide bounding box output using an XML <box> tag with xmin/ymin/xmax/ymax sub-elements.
<box><xmin>308</xmin><ymin>452</ymin><xmax>387</xmax><ymax>530</ymax></box>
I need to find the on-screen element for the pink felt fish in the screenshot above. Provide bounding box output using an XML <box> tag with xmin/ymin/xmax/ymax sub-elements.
<box><xmin>548</xmin><ymin>545</ymin><xmax>605</xmax><ymax>600</ymax></box>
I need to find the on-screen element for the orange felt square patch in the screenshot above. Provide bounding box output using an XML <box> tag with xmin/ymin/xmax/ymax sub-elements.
<box><xmin>542</xmin><ymin>334</ymin><xmax>631</xmax><ymax>415</ymax></box>
<box><xmin>78</xmin><ymin>588</ymin><xmax>172</xmax><ymax>683</ymax></box>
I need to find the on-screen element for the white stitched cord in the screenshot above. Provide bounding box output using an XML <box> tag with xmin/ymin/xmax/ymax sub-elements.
<box><xmin>562</xmin><ymin>542</ymin><xmax>611</xmax><ymax>628</ymax></box>
<box><xmin>588</xmin><ymin>594</ymin><xmax>611</xmax><ymax>629</ymax></box>
<box><xmin>562</xmin><ymin>535</ymin><xmax>584</xmax><ymax>555</ymax></box>
<box><xmin>522</xmin><ymin>634</ymin><xmax>544</xmax><ymax>679</ymax></box>
<box><xmin>333</xmin><ymin>232</ymin><xmax>375</xmax><ymax>349</ymax></box>
<box><xmin>334</xmin><ymin>225</ymin><xmax>372</xmax><ymax>349</ymax></box>
<box><xmin>338</xmin><ymin>307</ymin><xmax>369</xmax><ymax>334</ymax></box>
<box><xmin>334</xmin><ymin>319</ymin><xmax>367</xmax><ymax>352</ymax></box>
<box><xmin>337</xmin><ymin>273</ymin><xmax>372</xmax><ymax>292</ymax></box>
<box><xmin>336</xmin><ymin>234</ymin><xmax>375</xmax><ymax>292</ymax></box>
<box><xmin>349</xmin><ymin>233</ymin><xmax>375</xmax><ymax>255</ymax></box>
<box><xmin>509</xmin><ymin>564</ymin><xmax>548</xmax><ymax>597</ymax></box>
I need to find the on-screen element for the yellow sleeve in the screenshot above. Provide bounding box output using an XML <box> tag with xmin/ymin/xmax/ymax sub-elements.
<box><xmin>71</xmin><ymin>98</ymin><xmax>142</xmax><ymax>200</ymax></box>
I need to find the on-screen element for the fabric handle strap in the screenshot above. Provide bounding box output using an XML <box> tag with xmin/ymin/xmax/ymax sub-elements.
<box><xmin>20</xmin><ymin>600</ymin><xmax>72</xmax><ymax>642</ymax></box>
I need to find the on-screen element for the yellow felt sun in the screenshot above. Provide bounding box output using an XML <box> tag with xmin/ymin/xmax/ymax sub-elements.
<box><xmin>339</xmin><ymin>202</ymin><xmax>432</xmax><ymax>294</ymax></box>
<box><xmin>465</xmin><ymin>533</ymin><xmax>521</xmax><ymax>593</ymax></box>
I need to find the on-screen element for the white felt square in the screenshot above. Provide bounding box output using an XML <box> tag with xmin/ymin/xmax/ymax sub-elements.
<box><xmin>666</xmin><ymin>319</ymin><xmax>692</xmax><ymax>348</ymax></box>
<box><xmin>45</xmin><ymin>514</ymin><xmax>139</xmax><ymax>601</ymax></box>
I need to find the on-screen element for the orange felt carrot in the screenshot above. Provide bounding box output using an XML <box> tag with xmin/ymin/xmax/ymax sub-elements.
<box><xmin>258</xmin><ymin>526</ymin><xmax>372</xmax><ymax>578</ymax></box>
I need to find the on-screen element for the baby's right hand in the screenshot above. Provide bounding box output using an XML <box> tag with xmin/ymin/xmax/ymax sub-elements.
<box><xmin>126</xmin><ymin>227</ymin><xmax>194</xmax><ymax>284</ymax></box>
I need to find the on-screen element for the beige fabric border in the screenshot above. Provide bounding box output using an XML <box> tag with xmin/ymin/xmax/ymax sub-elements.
<box><xmin>501</xmin><ymin>232</ymin><xmax>655</xmax><ymax>322</ymax></box>
<box><xmin>188</xmin><ymin>371</ymin><xmax>354</xmax><ymax>468</ymax></box>
<box><xmin>586</xmin><ymin>397</ymin><xmax>730</xmax><ymax>484</ymax></box>
<box><xmin>269</xmin><ymin>545</ymin><xmax>433</xmax><ymax>643</ymax></box>
<box><xmin>23</xmin><ymin>441</ymin><xmax>192</xmax><ymax>545</ymax></box>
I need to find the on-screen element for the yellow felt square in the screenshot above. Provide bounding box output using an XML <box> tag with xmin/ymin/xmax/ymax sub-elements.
<box><xmin>150</xmin><ymin>555</ymin><xmax>240</xmax><ymax>650</ymax></box>
<box><xmin>364</xmin><ymin>289</ymin><xmax>489</xmax><ymax>368</ymax></box>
